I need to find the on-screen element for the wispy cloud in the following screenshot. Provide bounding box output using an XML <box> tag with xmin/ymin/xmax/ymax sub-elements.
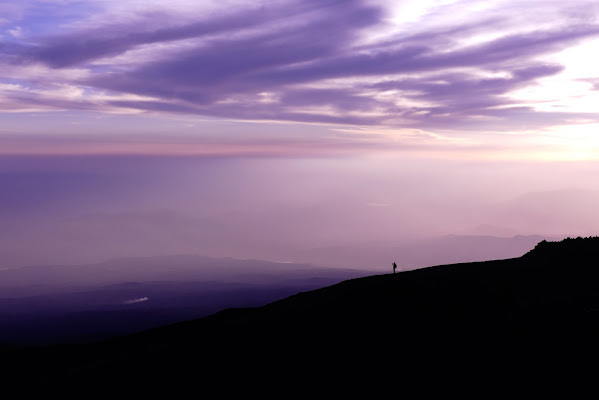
<box><xmin>1</xmin><ymin>0</ymin><xmax>599</xmax><ymax>155</ymax></box>
<box><xmin>123</xmin><ymin>297</ymin><xmax>149</xmax><ymax>304</ymax></box>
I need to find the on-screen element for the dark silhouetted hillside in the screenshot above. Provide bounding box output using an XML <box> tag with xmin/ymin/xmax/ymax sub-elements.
<box><xmin>2</xmin><ymin>237</ymin><xmax>598</xmax><ymax>397</ymax></box>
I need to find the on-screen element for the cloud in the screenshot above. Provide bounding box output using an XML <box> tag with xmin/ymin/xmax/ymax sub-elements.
<box><xmin>8</xmin><ymin>26</ymin><xmax>22</xmax><ymax>38</ymax></box>
<box><xmin>1</xmin><ymin>0</ymin><xmax>599</xmax><ymax>134</ymax></box>
<box><xmin>27</xmin><ymin>8</ymin><xmax>276</xmax><ymax>68</ymax></box>
<box><xmin>123</xmin><ymin>297</ymin><xmax>149</xmax><ymax>304</ymax></box>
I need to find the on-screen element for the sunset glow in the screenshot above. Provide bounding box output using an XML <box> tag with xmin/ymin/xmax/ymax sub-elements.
<box><xmin>2</xmin><ymin>0</ymin><xmax>599</xmax><ymax>269</ymax></box>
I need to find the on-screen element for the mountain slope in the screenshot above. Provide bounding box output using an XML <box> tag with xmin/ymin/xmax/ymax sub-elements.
<box><xmin>3</xmin><ymin>237</ymin><xmax>598</xmax><ymax>396</ymax></box>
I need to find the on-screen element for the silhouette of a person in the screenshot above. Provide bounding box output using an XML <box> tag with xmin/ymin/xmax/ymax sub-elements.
<box><xmin>392</xmin><ymin>261</ymin><xmax>397</xmax><ymax>274</ymax></box>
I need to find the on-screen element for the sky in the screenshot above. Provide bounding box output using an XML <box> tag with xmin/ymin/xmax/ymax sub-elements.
<box><xmin>2</xmin><ymin>0</ymin><xmax>599</xmax><ymax>269</ymax></box>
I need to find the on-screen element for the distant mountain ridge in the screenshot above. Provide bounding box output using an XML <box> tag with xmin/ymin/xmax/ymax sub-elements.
<box><xmin>297</xmin><ymin>233</ymin><xmax>557</xmax><ymax>269</ymax></box>
<box><xmin>0</xmin><ymin>254</ymin><xmax>370</xmax><ymax>296</ymax></box>
<box><xmin>2</xmin><ymin>236</ymin><xmax>597</xmax><ymax>396</ymax></box>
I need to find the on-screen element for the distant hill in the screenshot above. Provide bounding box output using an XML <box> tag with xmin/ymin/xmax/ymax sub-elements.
<box><xmin>0</xmin><ymin>255</ymin><xmax>373</xmax><ymax>346</ymax></box>
<box><xmin>295</xmin><ymin>233</ymin><xmax>558</xmax><ymax>269</ymax></box>
<box><xmin>2</xmin><ymin>237</ymin><xmax>598</xmax><ymax>396</ymax></box>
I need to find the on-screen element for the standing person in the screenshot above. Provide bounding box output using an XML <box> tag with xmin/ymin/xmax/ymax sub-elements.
<box><xmin>392</xmin><ymin>261</ymin><xmax>397</xmax><ymax>274</ymax></box>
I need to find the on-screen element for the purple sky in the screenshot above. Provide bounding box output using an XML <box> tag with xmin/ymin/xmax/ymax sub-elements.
<box><xmin>2</xmin><ymin>1</ymin><xmax>599</xmax><ymax>268</ymax></box>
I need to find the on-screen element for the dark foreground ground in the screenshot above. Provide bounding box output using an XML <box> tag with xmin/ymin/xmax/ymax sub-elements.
<box><xmin>2</xmin><ymin>237</ymin><xmax>598</xmax><ymax>397</ymax></box>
